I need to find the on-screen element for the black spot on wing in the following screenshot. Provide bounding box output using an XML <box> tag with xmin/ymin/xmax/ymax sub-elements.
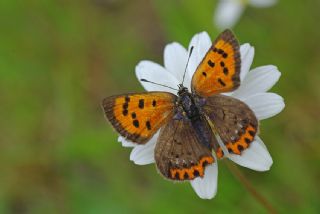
<box><xmin>238</xmin><ymin>145</ymin><xmax>244</xmax><ymax>152</ymax></box>
<box><xmin>152</xmin><ymin>100</ymin><xmax>157</xmax><ymax>107</ymax></box>
<box><xmin>146</xmin><ymin>121</ymin><xmax>151</xmax><ymax>130</ymax></box>
<box><xmin>133</xmin><ymin>120</ymin><xmax>139</xmax><ymax>128</ymax></box>
<box><xmin>218</xmin><ymin>78</ymin><xmax>226</xmax><ymax>86</ymax></box>
<box><xmin>202</xmin><ymin>160</ymin><xmax>208</xmax><ymax>167</ymax></box>
<box><xmin>122</xmin><ymin>109</ymin><xmax>128</xmax><ymax>116</ymax></box>
<box><xmin>123</xmin><ymin>103</ymin><xmax>128</xmax><ymax>109</ymax></box>
<box><xmin>244</xmin><ymin>138</ymin><xmax>251</xmax><ymax>144</ymax></box>
<box><xmin>208</xmin><ymin>60</ymin><xmax>215</xmax><ymax>67</ymax></box>
<box><xmin>184</xmin><ymin>172</ymin><xmax>189</xmax><ymax>179</ymax></box>
<box><xmin>125</xmin><ymin>96</ymin><xmax>130</xmax><ymax>102</ymax></box>
<box><xmin>138</xmin><ymin>99</ymin><xmax>144</xmax><ymax>109</ymax></box>
<box><xmin>223</xmin><ymin>67</ymin><xmax>229</xmax><ymax>75</ymax></box>
<box><xmin>175</xmin><ymin>173</ymin><xmax>179</xmax><ymax>180</ymax></box>
<box><xmin>249</xmin><ymin>130</ymin><xmax>255</xmax><ymax>137</ymax></box>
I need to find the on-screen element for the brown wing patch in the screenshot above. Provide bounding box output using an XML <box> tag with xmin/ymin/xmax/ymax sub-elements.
<box><xmin>102</xmin><ymin>92</ymin><xmax>176</xmax><ymax>144</ymax></box>
<box><xmin>192</xmin><ymin>29</ymin><xmax>241</xmax><ymax>97</ymax></box>
<box><xmin>203</xmin><ymin>95</ymin><xmax>258</xmax><ymax>158</ymax></box>
<box><xmin>155</xmin><ymin>119</ymin><xmax>215</xmax><ymax>181</ymax></box>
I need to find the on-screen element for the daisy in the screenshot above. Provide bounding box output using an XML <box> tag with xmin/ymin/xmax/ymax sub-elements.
<box><xmin>118</xmin><ymin>31</ymin><xmax>285</xmax><ymax>199</ymax></box>
<box><xmin>214</xmin><ymin>0</ymin><xmax>277</xmax><ymax>30</ymax></box>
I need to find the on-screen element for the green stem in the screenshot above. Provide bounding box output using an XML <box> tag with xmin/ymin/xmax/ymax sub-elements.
<box><xmin>225</xmin><ymin>160</ymin><xmax>277</xmax><ymax>214</ymax></box>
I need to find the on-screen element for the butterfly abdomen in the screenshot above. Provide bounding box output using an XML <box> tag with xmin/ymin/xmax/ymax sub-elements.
<box><xmin>177</xmin><ymin>91</ymin><xmax>214</xmax><ymax>150</ymax></box>
<box><xmin>191</xmin><ymin>118</ymin><xmax>215</xmax><ymax>149</ymax></box>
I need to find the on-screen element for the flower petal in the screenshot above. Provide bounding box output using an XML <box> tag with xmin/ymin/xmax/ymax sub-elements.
<box><xmin>190</xmin><ymin>163</ymin><xmax>218</xmax><ymax>199</ymax></box>
<box><xmin>136</xmin><ymin>60</ymin><xmax>179</xmax><ymax>93</ymax></box>
<box><xmin>187</xmin><ymin>32</ymin><xmax>212</xmax><ymax>89</ymax></box>
<box><xmin>232</xmin><ymin>65</ymin><xmax>281</xmax><ymax>99</ymax></box>
<box><xmin>227</xmin><ymin>136</ymin><xmax>273</xmax><ymax>171</ymax></box>
<box><xmin>215</xmin><ymin>133</ymin><xmax>230</xmax><ymax>156</ymax></box>
<box><xmin>240</xmin><ymin>43</ymin><xmax>255</xmax><ymax>81</ymax></box>
<box><xmin>129</xmin><ymin>132</ymin><xmax>159</xmax><ymax>165</ymax></box>
<box><xmin>118</xmin><ymin>136</ymin><xmax>136</xmax><ymax>147</ymax></box>
<box><xmin>214</xmin><ymin>0</ymin><xmax>245</xmax><ymax>30</ymax></box>
<box><xmin>243</xmin><ymin>92</ymin><xmax>285</xmax><ymax>120</ymax></box>
<box><xmin>249</xmin><ymin>0</ymin><xmax>277</xmax><ymax>8</ymax></box>
<box><xmin>164</xmin><ymin>42</ymin><xmax>188</xmax><ymax>83</ymax></box>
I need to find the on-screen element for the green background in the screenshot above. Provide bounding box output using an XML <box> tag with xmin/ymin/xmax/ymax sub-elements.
<box><xmin>1</xmin><ymin>0</ymin><xmax>319</xmax><ymax>213</ymax></box>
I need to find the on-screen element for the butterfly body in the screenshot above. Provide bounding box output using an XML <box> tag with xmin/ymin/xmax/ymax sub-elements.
<box><xmin>175</xmin><ymin>85</ymin><xmax>214</xmax><ymax>150</ymax></box>
<box><xmin>102</xmin><ymin>30</ymin><xmax>259</xmax><ymax>181</ymax></box>
<box><xmin>176</xmin><ymin>85</ymin><xmax>199</xmax><ymax>120</ymax></box>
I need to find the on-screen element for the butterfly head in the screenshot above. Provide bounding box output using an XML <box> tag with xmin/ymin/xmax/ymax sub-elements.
<box><xmin>177</xmin><ymin>84</ymin><xmax>189</xmax><ymax>96</ymax></box>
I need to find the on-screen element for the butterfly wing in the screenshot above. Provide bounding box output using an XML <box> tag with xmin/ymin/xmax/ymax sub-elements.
<box><xmin>155</xmin><ymin>118</ymin><xmax>215</xmax><ymax>181</ymax></box>
<box><xmin>102</xmin><ymin>92</ymin><xmax>176</xmax><ymax>144</ymax></box>
<box><xmin>191</xmin><ymin>29</ymin><xmax>241</xmax><ymax>97</ymax></box>
<box><xmin>203</xmin><ymin>95</ymin><xmax>258</xmax><ymax>158</ymax></box>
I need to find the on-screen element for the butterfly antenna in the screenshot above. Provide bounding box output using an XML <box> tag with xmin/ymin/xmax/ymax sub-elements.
<box><xmin>181</xmin><ymin>46</ymin><xmax>194</xmax><ymax>86</ymax></box>
<box><xmin>140</xmin><ymin>79</ymin><xmax>178</xmax><ymax>91</ymax></box>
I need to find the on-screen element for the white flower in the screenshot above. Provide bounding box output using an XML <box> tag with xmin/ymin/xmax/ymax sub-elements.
<box><xmin>119</xmin><ymin>31</ymin><xmax>285</xmax><ymax>199</ymax></box>
<box><xmin>214</xmin><ymin>0</ymin><xmax>277</xmax><ymax>29</ymax></box>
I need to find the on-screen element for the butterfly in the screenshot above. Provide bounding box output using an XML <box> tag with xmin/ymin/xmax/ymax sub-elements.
<box><xmin>102</xmin><ymin>30</ymin><xmax>258</xmax><ymax>181</ymax></box>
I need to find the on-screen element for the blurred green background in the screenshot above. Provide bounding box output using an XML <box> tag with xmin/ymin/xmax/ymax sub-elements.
<box><xmin>1</xmin><ymin>0</ymin><xmax>320</xmax><ymax>213</ymax></box>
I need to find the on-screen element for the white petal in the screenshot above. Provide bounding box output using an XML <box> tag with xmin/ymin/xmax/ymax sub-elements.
<box><xmin>227</xmin><ymin>136</ymin><xmax>273</xmax><ymax>171</ymax></box>
<box><xmin>187</xmin><ymin>32</ymin><xmax>212</xmax><ymax>89</ymax></box>
<box><xmin>215</xmin><ymin>133</ymin><xmax>230</xmax><ymax>156</ymax></box>
<box><xmin>118</xmin><ymin>136</ymin><xmax>136</xmax><ymax>147</ymax></box>
<box><xmin>214</xmin><ymin>0</ymin><xmax>245</xmax><ymax>30</ymax></box>
<box><xmin>164</xmin><ymin>42</ymin><xmax>188</xmax><ymax>83</ymax></box>
<box><xmin>190</xmin><ymin>163</ymin><xmax>218</xmax><ymax>199</ymax></box>
<box><xmin>129</xmin><ymin>132</ymin><xmax>159</xmax><ymax>165</ymax></box>
<box><xmin>232</xmin><ymin>65</ymin><xmax>281</xmax><ymax>99</ymax></box>
<box><xmin>249</xmin><ymin>0</ymin><xmax>277</xmax><ymax>8</ymax></box>
<box><xmin>135</xmin><ymin>61</ymin><xmax>179</xmax><ymax>93</ymax></box>
<box><xmin>243</xmin><ymin>93</ymin><xmax>285</xmax><ymax>120</ymax></box>
<box><xmin>240</xmin><ymin>43</ymin><xmax>255</xmax><ymax>81</ymax></box>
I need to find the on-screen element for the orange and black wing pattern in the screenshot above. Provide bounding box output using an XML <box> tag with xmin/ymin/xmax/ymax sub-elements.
<box><xmin>102</xmin><ymin>92</ymin><xmax>176</xmax><ymax>144</ymax></box>
<box><xmin>155</xmin><ymin>119</ymin><xmax>215</xmax><ymax>181</ymax></box>
<box><xmin>203</xmin><ymin>95</ymin><xmax>258</xmax><ymax>159</ymax></box>
<box><xmin>191</xmin><ymin>29</ymin><xmax>241</xmax><ymax>97</ymax></box>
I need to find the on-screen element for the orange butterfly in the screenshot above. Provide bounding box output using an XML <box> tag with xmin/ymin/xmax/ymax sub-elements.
<box><xmin>102</xmin><ymin>30</ymin><xmax>258</xmax><ymax>181</ymax></box>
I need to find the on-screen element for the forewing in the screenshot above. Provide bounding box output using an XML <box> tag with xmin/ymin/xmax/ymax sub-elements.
<box><xmin>155</xmin><ymin>119</ymin><xmax>215</xmax><ymax>181</ymax></box>
<box><xmin>191</xmin><ymin>29</ymin><xmax>241</xmax><ymax>97</ymax></box>
<box><xmin>102</xmin><ymin>92</ymin><xmax>176</xmax><ymax>144</ymax></box>
<box><xmin>203</xmin><ymin>95</ymin><xmax>258</xmax><ymax>158</ymax></box>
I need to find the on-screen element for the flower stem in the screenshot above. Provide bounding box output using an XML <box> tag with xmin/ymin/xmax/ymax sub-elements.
<box><xmin>225</xmin><ymin>160</ymin><xmax>277</xmax><ymax>214</ymax></box>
